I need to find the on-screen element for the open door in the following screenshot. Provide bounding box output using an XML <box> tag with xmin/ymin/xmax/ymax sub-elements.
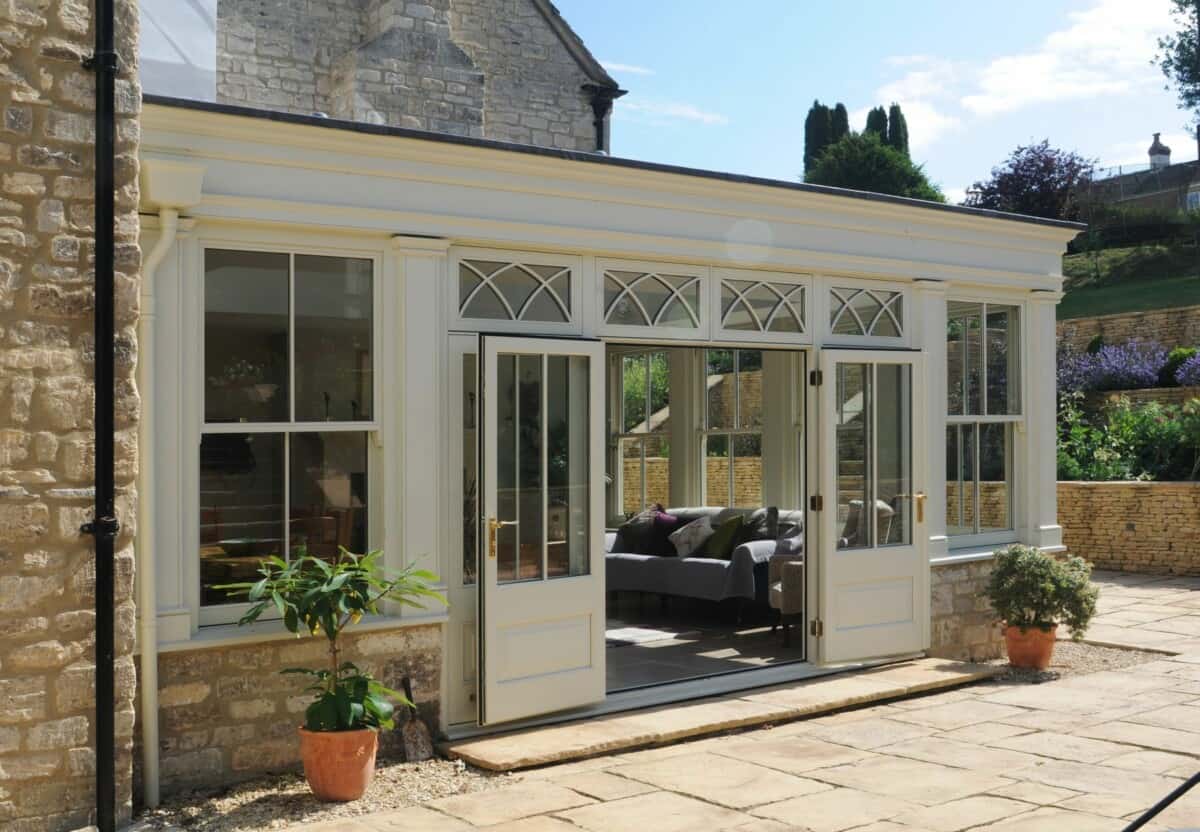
<box><xmin>479</xmin><ymin>336</ymin><xmax>606</xmax><ymax>724</ymax></box>
<box><xmin>818</xmin><ymin>349</ymin><xmax>927</xmax><ymax>663</ymax></box>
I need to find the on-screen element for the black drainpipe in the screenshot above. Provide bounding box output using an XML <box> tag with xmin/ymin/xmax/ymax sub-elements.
<box><xmin>82</xmin><ymin>0</ymin><xmax>119</xmax><ymax>829</ymax></box>
<box><xmin>582</xmin><ymin>83</ymin><xmax>627</xmax><ymax>153</ymax></box>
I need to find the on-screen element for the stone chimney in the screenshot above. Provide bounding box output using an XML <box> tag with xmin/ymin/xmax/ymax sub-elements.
<box><xmin>1149</xmin><ymin>132</ymin><xmax>1171</xmax><ymax>170</ymax></box>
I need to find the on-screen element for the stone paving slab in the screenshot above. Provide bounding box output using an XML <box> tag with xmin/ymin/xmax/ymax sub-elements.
<box><xmin>446</xmin><ymin>657</ymin><xmax>998</xmax><ymax>771</ymax></box>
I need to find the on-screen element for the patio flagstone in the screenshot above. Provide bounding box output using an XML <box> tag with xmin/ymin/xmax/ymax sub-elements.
<box><xmin>1122</xmin><ymin>702</ymin><xmax>1200</xmax><ymax>733</ymax></box>
<box><xmin>986</xmin><ymin>730</ymin><xmax>1133</xmax><ymax>763</ymax></box>
<box><xmin>810</xmin><ymin>755</ymin><xmax>1014</xmax><ymax>806</ymax></box>
<box><xmin>807</xmin><ymin>716</ymin><xmax>940</xmax><ymax>750</ymax></box>
<box><xmin>1008</xmin><ymin>758</ymin><xmax>1182</xmax><ymax>802</ymax></box>
<box><xmin>610</xmin><ymin>751</ymin><xmax>832</xmax><ymax>809</ymax></box>
<box><xmin>711</xmin><ymin>736</ymin><xmax>875</xmax><ymax>774</ymax></box>
<box><xmin>970</xmin><ymin>806</ymin><xmax>1126</xmax><ymax>830</ymax></box>
<box><xmin>1075</xmin><ymin>719</ymin><xmax>1200</xmax><ymax>755</ymax></box>
<box><xmin>425</xmin><ymin>783</ymin><xmax>594</xmax><ymax>826</ymax></box>
<box><xmin>750</xmin><ymin>787</ymin><xmax>919</xmax><ymax>832</ymax></box>
<box><xmin>886</xmin><ymin>699</ymin><xmax>1028</xmax><ymax>730</ymax></box>
<box><xmin>892</xmin><ymin>795</ymin><xmax>1031</xmax><ymax>831</ymax></box>
<box><xmin>878</xmin><ymin>735</ymin><xmax>1044</xmax><ymax>772</ymax></box>
<box><xmin>556</xmin><ymin>790</ymin><xmax>753</xmax><ymax>832</ymax></box>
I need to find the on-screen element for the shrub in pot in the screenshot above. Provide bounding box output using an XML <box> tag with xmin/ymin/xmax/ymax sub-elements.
<box><xmin>218</xmin><ymin>549</ymin><xmax>444</xmax><ymax>801</ymax></box>
<box><xmin>984</xmin><ymin>545</ymin><xmax>1097</xmax><ymax>670</ymax></box>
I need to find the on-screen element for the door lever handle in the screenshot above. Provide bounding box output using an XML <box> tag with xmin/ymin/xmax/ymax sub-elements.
<box><xmin>487</xmin><ymin>517</ymin><xmax>519</xmax><ymax>559</ymax></box>
<box><xmin>915</xmin><ymin>492</ymin><xmax>926</xmax><ymax>524</ymax></box>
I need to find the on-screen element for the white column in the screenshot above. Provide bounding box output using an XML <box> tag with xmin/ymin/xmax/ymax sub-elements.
<box><xmin>913</xmin><ymin>279</ymin><xmax>948</xmax><ymax>560</ymax></box>
<box><xmin>1023</xmin><ymin>290</ymin><xmax>1065</xmax><ymax>552</ymax></box>
<box><xmin>390</xmin><ymin>236</ymin><xmax>451</xmax><ymax>599</ymax></box>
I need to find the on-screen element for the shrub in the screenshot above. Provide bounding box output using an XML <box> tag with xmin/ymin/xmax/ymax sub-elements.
<box><xmin>985</xmin><ymin>545</ymin><xmax>1098</xmax><ymax>637</ymax></box>
<box><xmin>1178</xmin><ymin>352</ymin><xmax>1200</xmax><ymax>387</ymax></box>
<box><xmin>1085</xmin><ymin>334</ymin><xmax>1105</xmax><ymax>355</ymax></box>
<box><xmin>1057</xmin><ymin>340</ymin><xmax>1167</xmax><ymax>392</ymax></box>
<box><xmin>1056</xmin><ymin>392</ymin><xmax>1143</xmax><ymax>480</ymax></box>
<box><xmin>1160</xmin><ymin>346</ymin><xmax>1198</xmax><ymax>387</ymax></box>
<box><xmin>1106</xmin><ymin>398</ymin><xmax>1192</xmax><ymax>480</ymax></box>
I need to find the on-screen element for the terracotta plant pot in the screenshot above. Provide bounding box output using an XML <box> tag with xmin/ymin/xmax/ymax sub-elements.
<box><xmin>1004</xmin><ymin>623</ymin><xmax>1058</xmax><ymax>670</ymax></box>
<box><xmin>298</xmin><ymin>727</ymin><xmax>378</xmax><ymax>801</ymax></box>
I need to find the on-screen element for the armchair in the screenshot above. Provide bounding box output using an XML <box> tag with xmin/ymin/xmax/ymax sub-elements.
<box><xmin>768</xmin><ymin>551</ymin><xmax>805</xmax><ymax>647</ymax></box>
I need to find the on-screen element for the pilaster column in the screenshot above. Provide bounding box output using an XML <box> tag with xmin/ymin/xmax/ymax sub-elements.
<box><xmin>1024</xmin><ymin>290</ymin><xmax>1065</xmax><ymax>552</ymax></box>
<box><xmin>913</xmin><ymin>279</ymin><xmax>948</xmax><ymax>560</ymax></box>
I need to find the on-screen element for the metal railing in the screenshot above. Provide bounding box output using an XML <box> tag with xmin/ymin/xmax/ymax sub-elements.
<box><xmin>1123</xmin><ymin>771</ymin><xmax>1200</xmax><ymax>831</ymax></box>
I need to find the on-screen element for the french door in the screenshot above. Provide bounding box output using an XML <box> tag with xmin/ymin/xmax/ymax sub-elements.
<box><xmin>818</xmin><ymin>349</ymin><xmax>928</xmax><ymax>663</ymax></box>
<box><xmin>479</xmin><ymin>336</ymin><xmax>606</xmax><ymax>724</ymax></box>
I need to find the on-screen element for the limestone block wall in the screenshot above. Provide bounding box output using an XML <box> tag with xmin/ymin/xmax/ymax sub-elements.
<box><xmin>1057</xmin><ymin>304</ymin><xmax>1200</xmax><ymax>352</ymax></box>
<box><xmin>1084</xmin><ymin>386</ymin><xmax>1200</xmax><ymax>410</ymax></box>
<box><xmin>134</xmin><ymin>623</ymin><xmax>442</xmax><ymax>798</ymax></box>
<box><xmin>1059</xmin><ymin>481</ymin><xmax>1200</xmax><ymax>576</ymax></box>
<box><xmin>929</xmin><ymin>559</ymin><xmax>1003</xmax><ymax>662</ymax></box>
<box><xmin>0</xmin><ymin>0</ymin><xmax>142</xmax><ymax>828</ymax></box>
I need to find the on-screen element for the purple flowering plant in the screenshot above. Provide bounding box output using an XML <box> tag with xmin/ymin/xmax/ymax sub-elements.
<box><xmin>1177</xmin><ymin>353</ymin><xmax>1200</xmax><ymax>387</ymax></box>
<box><xmin>1057</xmin><ymin>340</ymin><xmax>1167</xmax><ymax>393</ymax></box>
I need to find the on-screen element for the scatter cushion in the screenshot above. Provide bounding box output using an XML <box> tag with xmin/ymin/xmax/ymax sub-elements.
<box><xmin>776</xmin><ymin>533</ymin><xmax>804</xmax><ymax>555</ymax></box>
<box><xmin>613</xmin><ymin>507</ymin><xmax>656</xmax><ymax>554</ymax></box>
<box><xmin>700</xmin><ymin>515</ymin><xmax>745</xmax><ymax>560</ymax></box>
<box><xmin>738</xmin><ymin>506</ymin><xmax>779</xmax><ymax>545</ymax></box>
<box><xmin>644</xmin><ymin>510</ymin><xmax>682</xmax><ymax>555</ymax></box>
<box><xmin>669</xmin><ymin>515</ymin><xmax>715</xmax><ymax>557</ymax></box>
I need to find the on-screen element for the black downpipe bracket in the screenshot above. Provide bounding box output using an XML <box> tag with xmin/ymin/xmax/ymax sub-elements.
<box><xmin>582</xmin><ymin>83</ymin><xmax>627</xmax><ymax>153</ymax></box>
<box><xmin>82</xmin><ymin>0</ymin><xmax>119</xmax><ymax>829</ymax></box>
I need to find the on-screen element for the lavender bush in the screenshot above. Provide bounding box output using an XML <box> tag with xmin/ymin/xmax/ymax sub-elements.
<box><xmin>1057</xmin><ymin>340</ymin><xmax>1167</xmax><ymax>393</ymax></box>
<box><xmin>1178</xmin><ymin>353</ymin><xmax>1200</xmax><ymax>387</ymax></box>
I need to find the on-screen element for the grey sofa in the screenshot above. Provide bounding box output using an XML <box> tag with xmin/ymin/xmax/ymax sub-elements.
<box><xmin>605</xmin><ymin>506</ymin><xmax>803</xmax><ymax>605</ymax></box>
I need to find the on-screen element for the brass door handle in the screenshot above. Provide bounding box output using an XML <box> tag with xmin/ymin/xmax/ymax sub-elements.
<box><xmin>915</xmin><ymin>492</ymin><xmax>926</xmax><ymax>523</ymax></box>
<box><xmin>487</xmin><ymin>517</ymin><xmax>519</xmax><ymax>559</ymax></box>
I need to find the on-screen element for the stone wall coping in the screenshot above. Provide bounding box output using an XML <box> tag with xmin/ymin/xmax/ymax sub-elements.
<box><xmin>1060</xmin><ymin>480</ymin><xmax>1200</xmax><ymax>488</ymax></box>
<box><xmin>153</xmin><ymin>611</ymin><xmax>449</xmax><ymax>655</ymax></box>
<box><xmin>1060</xmin><ymin>303</ymin><xmax>1200</xmax><ymax>324</ymax></box>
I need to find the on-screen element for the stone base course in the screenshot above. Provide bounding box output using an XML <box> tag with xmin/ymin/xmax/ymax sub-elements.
<box><xmin>929</xmin><ymin>558</ymin><xmax>1004</xmax><ymax>662</ymax></box>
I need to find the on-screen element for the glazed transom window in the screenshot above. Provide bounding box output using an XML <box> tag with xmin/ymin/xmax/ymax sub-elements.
<box><xmin>604</xmin><ymin>268</ymin><xmax>702</xmax><ymax>329</ymax></box>
<box><xmin>200</xmin><ymin>249</ymin><xmax>375</xmax><ymax>609</ymax></box>
<box><xmin>829</xmin><ymin>287</ymin><xmax>904</xmax><ymax>337</ymax></box>
<box><xmin>458</xmin><ymin>258</ymin><xmax>573</xmax><ymax>323</ymax></box>
<box><xmin>720</xmin><ymin>278</ymin><xmax>806</xmax><ymax>334</ymax></box>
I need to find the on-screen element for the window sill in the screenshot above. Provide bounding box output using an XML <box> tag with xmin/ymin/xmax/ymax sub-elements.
<box><xmin>153</xmin><ymin>610</ymin><xmax>449</xmax><ymax>654</ymax></box>
<box><xmin>931</xmin><ymin>547</ymin><xmax>1000</xmax><ymax>566</ymax></box>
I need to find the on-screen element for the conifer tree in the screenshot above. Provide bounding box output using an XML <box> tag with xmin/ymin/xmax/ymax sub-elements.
<box><xmin>887</xmin><ymin>103</ymin><xmax>909</xmax><ymax>156</ymax></box>
<box><xmin>831</xmin><ymin>103</ymin><xmax>850</xmax><ymax>143</ymax></box>
<box><xmin>804</xmin><ymin>100</ymin><xmax>833</xmax><ymax>176</ymax></box>
<box><xmin>864</xmin><ymin>106</ymin><xmax>888</xmax><ymax>138</ymax></box>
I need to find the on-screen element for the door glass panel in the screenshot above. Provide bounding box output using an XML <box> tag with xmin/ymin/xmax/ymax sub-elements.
<box><xmin>876</xmin><ymin>364</ymin><xmax>911</xmax><ymax>546</ymax></box>
<box><xmin>547</xmin><ymin>355</ymin><xmax>590</xmax><ymax>578</ymax></box>
<box><xmin>463</xmin><ymin>353</ymin><xmax>478</xmax><ymax>585</ymax></box>
<box><xmin>516</xmin><ymin>355</ymin><xmax>544</xmax><ymax>582</ymax></box>
<box><xmin>496</xmin><ymin>354</ymin><xmax>518</xmax><ymax>581</ymax></box>
<box><xmin>835</xmin><ymin>363</ymin><xmax>872</xmax><ymax>550</ymax></box>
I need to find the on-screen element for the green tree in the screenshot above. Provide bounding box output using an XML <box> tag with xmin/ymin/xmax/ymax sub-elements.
<box><xmin>864</xmin><ymin>106</ymin><xmax>888</xmax><ymax>138</ymax></box>
<box><xmin>1154</xmin><ymin>0</ymin><xmax>1200</xmax><ymax>160</ymax></box>
<box><xmin>886</xmin><ymin>102</ymin><xmax>909</xmax><ymax>156</ymax></box>
<box><xmin>963</xmin><ymin>140</ymin><xmax>1094</xmax><ymax>220</ymax></box>
<box><xmin>803</xmin><ymin>100</ymin><xmax>832</xmax><ymax>176</ymax></box>
<box><xmin>830</xmin><ymin>102</ymin><xmax>850</xmax><ymax>143</ymax></box>
<box><xmin>806</xmin><ymin>132</ymin><xmax>945</xmax><ymax>202</ymax></box>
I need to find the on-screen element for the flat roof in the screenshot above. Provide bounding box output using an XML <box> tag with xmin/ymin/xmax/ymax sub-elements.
<box><xmin>144</xmin><ymin>94</ymin><xmax>1085</xmax><ymax>232</ymax></box>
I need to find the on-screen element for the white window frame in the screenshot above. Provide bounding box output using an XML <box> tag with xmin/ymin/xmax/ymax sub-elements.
<box><xmin>596</xmin><ymin>258</ymin><xmax>711</xmax><ymax>341</ymax></box>
<box><xmin>193</xmin><ymin>238</ymin><xmax>386</xmax><ymax>628</ymax></box>
<box><xmin>700</xmin><ymin>347</ymin><xmax>765</xmax><ymax>509</ymax></box>
<box><xmin>945</xmin><ymin>297</ymin><xmax>1024</xmax><ymax>549</ymax></box>
<box><xmin>711</xmin><ymin>268</ymin><xmax>814</xmax><ymax>345</ymax></box>
<box><xmin>820</xmin><ymin>276</ymin><xmax>911</xmax><ymax>348</ymax></box>
<box><xmin>449</xmin><ymin>246</ymin><xmax>583</xmax><ymax>335</ymax></box>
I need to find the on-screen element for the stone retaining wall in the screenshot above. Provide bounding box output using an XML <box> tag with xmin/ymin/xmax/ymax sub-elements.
<box><xmin>0</xmin><ymin>1</ymin><xmax>142</xmax><ymax>828</ymax></box>
<box><xmin>1057</xmin><ymin>304</ymin><xmax>1200</xmax><ymax>352</ymax></box>
<box><xmin>133</xmin><ymin>623</ymin><xmax>442</xmax><ymax>798</ymax></box>
<box><xmin>1059</xmin><ymin>481</ymin><xmax>1200</xmax><ymax>575</ymax></box>
<box><xmin>1084</xmin><ymin>386</ymin><xmax>1200</xmax><ymax>410</ymax></box>
<box><xmin>929</xmin><ymin>559</ymin><xmax>1003</xmax><ymax>662</ymax></box>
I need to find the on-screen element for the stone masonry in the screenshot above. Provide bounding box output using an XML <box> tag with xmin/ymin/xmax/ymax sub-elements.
<box><xmin>136</xmin><ymin>623</ymin><xmax>442</xmax><ymax>797</ymax></box>
<box><xmin>1059</xmin><ymin>481</ymin><xmax>1200</xmax><ymax>576</ymax></box>
<box><xmin>1057</xmin><ymin>303</ymin><xmax>1200</xmax><ymax>352</ymax></box>
<box><xmin>0</xmin><ymin>0</ymin><xmax>142</xmax><ymax>829</ymax></box>
<box><xmin>217</xmin><ymin>0</ymin><xmax>609</xmax><ymax>150</ymax></box>
<box><xmin>929</xmin><ymin>559</ymin><xmax>1004</xmax><ymax>662</ymax></box>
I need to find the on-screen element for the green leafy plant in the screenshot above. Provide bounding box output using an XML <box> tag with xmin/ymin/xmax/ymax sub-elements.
<box><xmin>985</xmin><ymin>545</ymin><xmax>1098</xmax><ymax>637</ymax></box>
<box><xmin>217</xmin><ymin>549</ymin><xmax>445</xmax><ymax>731</ymax></box>
<box><xmin>1159</xmin><ymin>346</ymin><xmax>1197</xmax><ymax>387</ymax></box>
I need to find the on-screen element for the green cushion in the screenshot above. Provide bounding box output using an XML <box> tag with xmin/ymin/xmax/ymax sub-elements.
<box><xmin>700</xmin><ymin>515</ymin><xmax>744</xmax><ymax>560</ymax></box>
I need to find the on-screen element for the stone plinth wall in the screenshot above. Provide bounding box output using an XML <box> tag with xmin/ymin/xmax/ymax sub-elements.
<box><xmin>1084</xmin><ymin>386</ymin><xmax>1200</xmax><ymax>410</ymax></box>
<box><xmin>1057</xmin><ymin>304</ymin><xmax>1200</xmax><ymax>352</ymax></box>
<box><xmin>1059</xmin><ymin>481</ymin><xmax>1200</xmax><ymax>575</ymax></box>
<box><xmin>134</xmin><ymin>623</ymin><xmax>442</xmax><ymax>798</ymax></box>
<box><xmin>0</xmin><ymin>0</ymin><xmax>142</xmax><ymax>829</ymax></box>
<box><xmin>929</xmin><ymin>559</ymin><xmax>1003</xmax><ymax>662</ymax></box>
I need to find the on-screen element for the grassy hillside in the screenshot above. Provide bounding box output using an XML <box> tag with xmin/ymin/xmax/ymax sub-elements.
<box><xmin>1060</xmin><ymin>244</ymin><xmax>1200</xmax><ymax>319</ymax></box>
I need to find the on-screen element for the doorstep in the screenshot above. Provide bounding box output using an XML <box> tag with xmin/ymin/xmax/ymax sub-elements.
<box><xmin>444</xmin><ymin>657</ymin><xmax>999</xmax><ymax>771</ymax></box>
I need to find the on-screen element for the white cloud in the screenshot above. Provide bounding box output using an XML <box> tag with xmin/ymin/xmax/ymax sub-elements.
<box><xmin>602</xmin><ymin>61</ymin><xmax>655</xmax><ymax>76</ymax></box>
<box><xmin>615</xmin><ymin>98</ymin><xmax>729</xmax><ymax>126</ymax></box>
<box><xmin>942</xmin><ymin>185</ymin><xmax>969</xmax><ymax>206</ymax></box>
<box><xmin>855</xmin><ymin>56</ymin><xmax>965</xmax><ymax>154</ymax></box>
<box><xmin>1102</xmin><ymin>131</ymin><xmax>1193</xmax><ymax>168</ymax></box>
<box><xmin>961</xmin><ymin>0</ymin><xmax>1173</xmax><ymax>116</ymax></box>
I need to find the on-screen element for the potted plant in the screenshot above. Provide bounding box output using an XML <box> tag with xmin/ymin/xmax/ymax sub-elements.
<box><xmin>985</xmin><ymin>544</ymin><xmax>1098</xmax><ymax>670</ymax></box>
<box><xmin>217</xmin><ymin>549</ymin><xmax>444</xmax><ymax>801</ymax></box>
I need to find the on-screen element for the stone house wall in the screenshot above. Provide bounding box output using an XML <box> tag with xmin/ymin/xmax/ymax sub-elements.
<box><xmin>0</xmin><ymin>0</ymin><xmax>142</xmax><ymax>829</ymax></box>
<box><xmin>216</xmin><ymin>0</ymin><xmax>601</xmax><ymax>149</ymax></box>
<box><xmin>1059</xmin><ymin>481</ymin><xmax>1200</xmax><ymax>576</ymax></box>
<box><xmin>1057</xmin><ymin>304</ymin><xmax>1200</xmax><ymax>352</ymax></box>
<box><xmin>929</xmin><ymin>559</ymin><xmax>1003</xmax><ymax>662</ymax></box>
<box><xmin>134</xmin><ymin>623</ymin><xmax>441</xmax><ymax>797</ymax></box>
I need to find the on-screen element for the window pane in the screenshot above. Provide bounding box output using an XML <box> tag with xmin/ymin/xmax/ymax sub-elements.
<box><xmin>516</xmin><ymin>355</ymin><xmax>544</xmax><ymax>581</ymax></box>
<box><xmin>619</xmin><ymin>437</ymin><xmax>646</xmax><ymax>517</ymax></box>
<box><xmin>704</xmin><ymin>434</ymin><xmax>730</xmax><ymax>506</ymax></box>
<box><xmin>496</xmin><ymin>354</ymin><xmax>518</xmax><ymax>581</ymax></box>
<box><xmin>463</xmin><ymin>353</ymin><xmax>478</xmax><ymax>585</ymax></box>
<box><xmin>732</xmin><ymin>433</ymin><xmax>763</xmax><ymax>508</ymax></box>
<box><xmin>199</xmin><ymin>433</ymin><xmax>285</xmax><ymax>606</ymax></box>
<box><xmin>547</xmin><ymin>355</ymin><xmax>589</xmax><ymax>578</ymax></box>
<box><xmin>737</xmin><ymin>350</ymin><xmax>763</xmax><ymax>429</ymax></box>
<box><xmin>622</xmin><ymin>354</ymin><xmax>647</xmax><ymax>433</ymax></box>
<box><xmin>979</xmin><ymin>423</ymin><xmax>1012</xmax><ymax>532</ymax></box>
<box><xmin>947</xmin><ymin>301</ymin><xmax>982</xmax><ymax>416</ymax></box>
<box><xmin>289</xmin><ymin>432</ymin><xmax>369</xmax><ymax>560</ymax></box>
<box><xmin>643</xmin><ymin>434</ymin><xmax>670</xmax><ymax>509</ymax></box>
<box><xmin>876</xmin><ymin>364</ymin><xmax>911</xmax><ymax>546</ymax></box>
<box><xmin>986</xmin><ymin>305</ymin><xmax>1020</xmax><ymax>415</ymax></box>
<box><xmin>707</xmin><ymin>349</ymin><xmax>735</xmax><ymax>430</ymax></box>
<box><xmin>294</xmin><ymin>255</ymin><xmax>374</xmax><ymax>422</ymax></box>
<box><xmin>946</xmin><ymin>424</ymin><xmax>976</xmax><ymax>536</ymax></box>
<box><xmin>835</xmin><ymin>364</ymin><xmax>871</xmax><ymax>549</ymax></box>
<box><xmin>204</xmin><ymin>249</ymin><xmax>289</xmax><ymax>423</ymax></box>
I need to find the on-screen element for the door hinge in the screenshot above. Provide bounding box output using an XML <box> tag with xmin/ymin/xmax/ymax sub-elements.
<box><xmin>810</xmin><ymin>619</ymin><xmax>824</xmax><ymax>637</ymax></box>
<box><xmin>809</xmin><ymin>494</ymin><xmax>823</xmax><ymax>511</ymax></box>
<box><xmin>809</xmin><ymin>369</ymin><xmax>823</xmax><ymax>386</ymax></box>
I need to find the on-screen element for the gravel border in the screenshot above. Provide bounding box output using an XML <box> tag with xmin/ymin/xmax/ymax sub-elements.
<box><xmin>985</xmin><ymin>639</ymin><xmax>1158</xmax><ymax>685</ymax></box>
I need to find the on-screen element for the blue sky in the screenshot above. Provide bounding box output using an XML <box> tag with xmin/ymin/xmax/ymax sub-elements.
<box><xmin>557</xmin><ymin>0</ymin><xmax>1188</xmax><ymax>203</ymax></box>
